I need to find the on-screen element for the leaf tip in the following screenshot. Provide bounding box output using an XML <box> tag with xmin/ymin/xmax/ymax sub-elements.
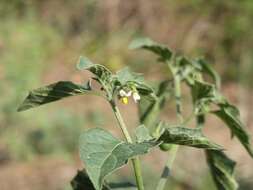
<box><xmin>76</xmin><ymin>56</ymin><xmax>93</xmax><ymax>70</ymax></box>
<box><xmin>129</xmin><ymin>37</ymin><xmax>155</xmax><ymax>50</ymax></box>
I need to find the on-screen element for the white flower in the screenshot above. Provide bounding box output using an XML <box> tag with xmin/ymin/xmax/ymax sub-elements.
<box><xmin>119</xmin><ymin>89</ymin><xmax>132</xmax><ymax>97</ymax></box>
<box><xmin>119</xmin><ymin>89</ymin><xmax>140</xmax><ymax>104</ymax></box>
<box><xmin>133</xmin><ymin>91</ymin><xmax>141</xmax><ymax>102</ymax></box>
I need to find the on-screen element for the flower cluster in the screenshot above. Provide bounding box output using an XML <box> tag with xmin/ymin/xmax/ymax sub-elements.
<box><xmin>119</xmin><ymin>89</ymin><xmax>140</xmax><ymax>104</ymax></box>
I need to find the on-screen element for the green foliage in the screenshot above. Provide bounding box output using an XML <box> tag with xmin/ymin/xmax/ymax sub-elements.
<box><xmin>76</xmin><ymin>56</ymin><xmax>155</xmax><ymax>101</ymax></box>
<box><xmin>132</xmin><ymin>37</ymin><xmax>253</xmax><ymax>190</ymax></box>
<box><xmin>129</xmin><ymin>38</ymin><xmax>173</xmax><ymax>62</ymax></box>
<box><xmin>213</xmin><ymin>105</ymin><xmax>253</xmax><ymax>157</ymax></box>
<box><xmin>191</xmin><ymin>80</ymin><xmax>253</xmax><ymax>157</ymax></box>
<box><xmin>206</xmin><ymin>150</ymin><xmax>238</xmax><ymax>190</ymax></box>
<box><xmin>158</xmin><ymin>126</ymin><xmax>222</xmax><ymax>150</ymax></box>
<box><xmin>77</xmin><ymin>56</ymin><xmax>114</xmax><ymax>99</ymax></box>
<box><xmin>139</xmin><ymin>80</ymin><xmax>172</xmax><ymax>128</ymax></box>
<box><xmin>135</xmin><ymin>125</ymin><xmax>153</xmax><ymax>143</ymax></box>
<box><xmin>17</xmin><ymin>81</ymin><xmax>92</xmax><ymax>112</ymax></box>
<box><xmin>18</xmin><ymin>37</ymin><xmax>253</xmax><ymax>190</ymax></box>
<box><xmin>79</xmin><ymin>128</ymin><xmax>157</xmax><ymax>190</ymax></box>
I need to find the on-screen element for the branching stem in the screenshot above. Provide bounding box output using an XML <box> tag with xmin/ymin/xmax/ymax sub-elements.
<box><xmin>110</xmin><ymin>100</ymin><xmax>145</xmax><ymax>190</ymax></box>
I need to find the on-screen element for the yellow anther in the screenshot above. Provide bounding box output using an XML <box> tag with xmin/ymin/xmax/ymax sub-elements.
<box><xmin>121</xmin><ymin>97</ymin><xmax>129</xmax><ymax>105</ymax></box>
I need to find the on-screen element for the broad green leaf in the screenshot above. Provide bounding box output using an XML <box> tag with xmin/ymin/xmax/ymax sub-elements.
<box><xmin>139</xmin><ymin>80</ymin><xmax>172</xmax><ymax>128</ymax></box>
<box><xmin>77</xmin><ymin>56</ymin><xmax>114</xmax><ymax>98</ymax></box>
<box><xmin>129</xmin><ymin>38</ymin><xmax>172</xmax><ymax>61</ymax></box>
<box><xmin>17</xmin><ymin>81</ymin><xmax>91</xmax><ymax>112</ymax></box>
<box><xmin>158</xmin><ymin>126</ymin><xmax>222</xmax><ymax>150</ymax></box>
<box><xmin>213</xmin><ymin>105</ymin><xmax>253</xmax><ymax>157</ymax></box>
<box><xmin>135</xmin><ymin>125</ymin><xmax>153</xmax><ymax>143</ymax></box>
<box><xmin>206</xmin><ymin>150</ymin><xmax>238</xmax><ymax>190</ymax></box>
<box><xmin>79</xmin><ymin>128</ymin><xmax>157</xmax><ymax>190</ymax></box>
<box><xmin>71</xmin><ymin>170</ymin><xmax>137</xmax><ymax>190</ymax></box>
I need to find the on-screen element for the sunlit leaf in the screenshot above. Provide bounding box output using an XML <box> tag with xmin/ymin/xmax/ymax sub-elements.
<box><xmin>135</xmin><ymin>125</ymin><xmax>153</xmax><ymax>143</ymax></box>
<box><xmin>18</xmin><ymin>81</ymin><xmax>91</xmax><ymax>112</ymax></box>
<box><xmin>158</xmin><ymin>126</ymin><xmax>222</xmax><ymax>150</ymax></box>
<box><xmin>77</xmin><ymin>56</ymin><xmax>114</xmax><ymax>98</ymax></box>
<box><xmin>213</xmin><ymin>104</ymin><xmax>253</xmax><ymax>157</ymax></box>
<box><xmin>79</xmin><ymin>128</ymin><xmax>157</xmax><ymax>190</ymax></box>
<box><xmin>206</xmin><ymin>150</ymin><xmax>238</xmax><ymax>190</ymax></box>
<box><xmin>129</xmin><ymin>38</ymin><xmax>172</xmax><ymax>61</ymax></box>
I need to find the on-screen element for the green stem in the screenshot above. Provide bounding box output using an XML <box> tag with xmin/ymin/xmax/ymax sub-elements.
<box><xmin>156</xmin><ymin>145</ymin><xmax>178</xmax><ymax>190</ymax></box>
<box><xmin>174</xmin><ymin>75</ymin><xmax>183</xmax><ymax>123</ymax></box>
<box><xmin>110</xmin><ymin>100</ymin><xmax>145</xmax><ymax>190</ymax></box>
<box><xmin>156</xmin><ymin>66</ymin><xmax>182</xmax><ymax>190</ymax></box>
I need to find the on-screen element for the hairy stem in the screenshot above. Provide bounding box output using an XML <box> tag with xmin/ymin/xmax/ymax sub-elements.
<box><xmin>156</xmin><ymin>69</ymin><xmax>182</xmax><ymax>190</ymax></box>
<box><xmin>110</xmin><ymin>100</ymin><xmax>145</xmax><ymax>190</ymax></box>
<box><xmin>156</xmin><ymin>145</ymin><xmax>178</xmax><ymax>190</ymax></box>
<box><xmin>174</xmin><ymin>75</ymin><xmax>183</xmax><ymax>123</ymax></box>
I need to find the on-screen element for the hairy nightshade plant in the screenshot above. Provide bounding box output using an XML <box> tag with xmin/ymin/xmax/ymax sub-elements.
<box><xmin>18</xmin><ymin>38</ymin><xmax>253</xmax><ymax>190</ymax></box>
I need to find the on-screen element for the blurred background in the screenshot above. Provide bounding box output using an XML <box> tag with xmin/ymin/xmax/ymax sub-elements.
<box><xmin>0</xmin><ymin>0</ymin><xmax>253</xmax><ymax>189</ymax></box>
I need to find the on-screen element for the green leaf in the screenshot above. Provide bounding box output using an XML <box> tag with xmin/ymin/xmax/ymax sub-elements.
<box><xmin>71</xmin><ymin>170</ymin><xmax>137</xmax><ymax>190</ymax></box>
<box><xmin>196</xmin><ymin>59</ymin><xmax>221</xmax><ymax>89</ymax></box>
<box><xmin>191</xmin><ymin>80</ymin><xmax>218</xmax><ymax>102</ymax></box>
<box><xmin>129</xmin><ymin>38</ymin><xmax>172</xmax><ymax>61</ymax></box>
<box><xmin>191</xmin><ymin>80</ymin><xmax>225</xmax><ymax>115</ymax></box>
<box><xmin>77</xmin><ymin>57</ymin><xmax>155</xmax><ymax>99</ymax></box>
<box><xmin>77</xmin><ymin>57</ymin><xmax>112</xmax><ymax>81</ymax></box>
<box><xmin>17</xmin><ymin>81</ymin><xmax>91</xmax><ymax>112</ymax></box>
<box><xmin>213</xmin><ymin>104</ymin><xmax>253</xmax><ymax>157</ymax></box>
<box><xmin>139</xmin><ymin>80</ymin><xmax>172</xmax><ymax>128</ymax></box>
<box><xmin>158</xmin><ymin>126</ymin><xmax>222</xmax><ymax>150</ymax></box>
<box><xmin>135</xmin><ymin>125</ymin><xmax>153</xmax><ymax>143</ymax></box>
<box><xmin>77</xmin><ymin>56</ymin><xmax>114</xmax><ymax>98</ymax></box>
<box><xmin>116</xmin><ymin>67</ymin><xmax>144</xmax><ymax>86</ymax></box>
<box><xmin>79</xmin><ymin>128</ymin><xmax>157</xmax><ymax>190</ymax></box>
<box><xmin>116</xmin><ymin>67</ymin><xmax>155</xmax><ymax>98</ymax></box>
<box><xmin>206</xmin><ymin>150</ymin><xmax>238</xmax><ymax>190</ymax></box>
<box><xmin>191</xmin><ymin>81</ymin><xmax>253</xmax><ymax>157</ymax></box>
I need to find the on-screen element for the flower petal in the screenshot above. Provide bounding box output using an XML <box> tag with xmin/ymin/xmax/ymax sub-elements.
<box><xmin>133</xmin><ymin>92</ymin><xmax>141</xmax><ymax>102</ymax></box>
<box><xmin>119</xmin><ymin>89</ymin><xmax>127</xmax><ymax>97</ymax></box>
